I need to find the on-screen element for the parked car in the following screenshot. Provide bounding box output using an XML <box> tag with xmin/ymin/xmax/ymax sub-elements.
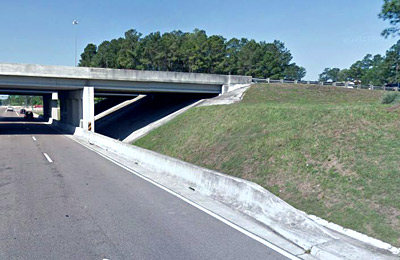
<box><xmin>20</xmin><ymin>108</ymin><xmax>26</xmax><ymax>114</ymax></box>
<box><xmin>24</xmin><ymin>111</ymin><xmax>33</xmax><ymax>120</ymax></box>
<box><xmin>6</xmin><ymin>106</ymin><xmax>14</xmax><ymax>111</ymax></box>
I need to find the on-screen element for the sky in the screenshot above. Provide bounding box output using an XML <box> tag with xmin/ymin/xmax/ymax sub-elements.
<box><xmin>0</xmin><ymin>0</ymin><xmax>398</xmax><ymax>80</ymax></box>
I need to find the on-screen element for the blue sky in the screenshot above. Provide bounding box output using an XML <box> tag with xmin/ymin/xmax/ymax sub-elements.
<box><xmin>0</xmin><ymin>0</ymin><xmax>397</xmax><ymax>80</ymax></box>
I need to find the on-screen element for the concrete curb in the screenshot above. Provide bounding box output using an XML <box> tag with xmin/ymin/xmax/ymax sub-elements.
<box><xmin>308</xmin><ymin>215</ymin><xmax>400</xmax><ymax>255</ymax></box>
<box><xmin>199</xmin><ymin>84</ymin><xmax>250</xmax><ymax>107</ymax></box>
<box><xmin>50</xmin><ymin>121</ymin><xmax>400</xmax><ymax>259</ymax></box>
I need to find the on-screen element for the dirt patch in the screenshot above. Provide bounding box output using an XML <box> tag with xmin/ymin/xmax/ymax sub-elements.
<box><xmin>369</xmin><ymin>201</ymin><xmax>400</xmax><ymax>244</ymax></box>
<box><xmin>297</xmin><ymin>178</ymin><xmax>322</xmax><ymax>197</ymax></box>
<box><xmin>386</xmin><ymin>104</ymin><xmax>400</xmax><ymax>112</ymax></box>
<box><xmin>322</xmin><ymin>155</ymin><xmax>358</xmax><ymax>177</ymax></box>
<box><xmin>370</xmin><ymin>202</ymin><xmax>400</xmax><ymax>231</ymax></box>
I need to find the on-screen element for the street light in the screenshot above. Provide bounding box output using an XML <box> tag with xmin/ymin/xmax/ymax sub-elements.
<box><xmin>72</xmin><ymin>20</ymin><xmax>78</xmax><ymax>67</ymax></box>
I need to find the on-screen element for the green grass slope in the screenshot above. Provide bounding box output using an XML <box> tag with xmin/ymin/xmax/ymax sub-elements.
<box><xmin>134</xmin><ymin>84</ymin><xmax>400</xmax><ymax>246</ymax></box>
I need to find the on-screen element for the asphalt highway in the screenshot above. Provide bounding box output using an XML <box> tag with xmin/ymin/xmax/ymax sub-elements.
<box><xmin>0</xmin><ymin>106</ymin><xmax>291</xmax><ymax>260</ymax></box>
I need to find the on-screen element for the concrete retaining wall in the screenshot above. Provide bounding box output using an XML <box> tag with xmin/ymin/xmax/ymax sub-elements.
<box><xmin>51</xmin><ymin>119</ymin><xmax>400</xmax><ymax>258</ymax></box>
<box><xmin>49</xmin><ymin>114</ymin><xmax>400</xmax><ymax>259</ymax></box>
<box><xmin>69</xmin><ymin>126</ymin><xmax>338</xmax><ymax>250</ymax></box>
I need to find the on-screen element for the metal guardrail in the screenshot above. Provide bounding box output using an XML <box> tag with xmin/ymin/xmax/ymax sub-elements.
<box><xmin>252</xmin><ymin>78</ymin><xmax>399</xmax><ymax>92</ymax></box>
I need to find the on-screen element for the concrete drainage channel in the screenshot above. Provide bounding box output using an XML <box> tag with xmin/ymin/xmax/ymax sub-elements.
<box><xmin>51</xmin><ymin>121</ymin><xmax>400</xmax><ymax>260</ymax></box>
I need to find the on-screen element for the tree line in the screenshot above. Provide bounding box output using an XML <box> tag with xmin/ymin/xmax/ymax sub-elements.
<box><xmin>319</xmin><ymin>0</ymin><xmax>400</xmax><ymax>85</ymax></box>
<box><xmin>0</xmin><ymin>96</ymin><xmax>42</xmax><ymax>106</ymax></box>
<box><xmin>79</xmin><ymin>29</ymin><xmax>306</xmax><ymax>80</ymax></box>
<box><xmin>319</xmin><ymin>41</ymin><xmax>400</xmax><ymax>85</ymax></box>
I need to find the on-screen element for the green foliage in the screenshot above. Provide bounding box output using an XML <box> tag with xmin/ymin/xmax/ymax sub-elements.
<box><xmin>337</xmin><ymin>68</ymin><xmax>350</xmax><ymax>82</ymax></box>
<box><xmin>2</xmin><ymin>95</ymin><xmax>42</xmax><ymax>106</ymax></box>
<box><xmin>79</xmin><ymin>44</ymin><xmax>97</xmax><ymax>67</ymax></box>
<box><xmin>134</xmin><ymin>84</ymin><xmax>400</xmax><ymax>246</ymax></box>
<box><xmin>379</xmin><ymin>0</ymin><xmax>400</xmax><ymax>38</ymax></box>
<box><xmin>319</xmin><ymin>67</ymin><xmax>340</xmax><ymax>81</ymax></box>
<box><xmin>320</xmin><ymin>1</ymin><xmax>400</xmax><ymax>84</ymax></box>
<box><xmin>79</xmin><ymin>29</ymin><xmax>306</xmax><ymax>79</ymax></box>
<box><xmin>318</xmin><ymin>50</ymin><xmax>392</xmax><ymax>85</ymax></box>
<box><xmin>381</xmin><ymin>40</ymin><xmax>400</xmax><ymax>84</ymax></box>
<box><xmin>381</xmin><ymin>92</ymin><xmax>400</xmax><ymax>104</ymax></box>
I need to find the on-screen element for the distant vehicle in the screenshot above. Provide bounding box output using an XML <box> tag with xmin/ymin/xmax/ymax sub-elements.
<box><xmin>346</xmin><ymin>81</ymin><xmax>355</xmax><ymax>89</ymax></box>
<box><xmin>6</xmin><ymin>106</ymin><xmax>14</xmax><ymax>111</ymax></box>
<box><xmin>24</xmin><ymin>111</ymin><xmax>33</xmax><ymax>120</ymax></box>
<box><xmin>20</xmin><ymin>108</ymin><xmax>26</xmax><ymax>114</ymax></box>
<box><xmin>385</xmin><ymin>83</ymin><xmax>400</xmax><ymax>90</ymax></box>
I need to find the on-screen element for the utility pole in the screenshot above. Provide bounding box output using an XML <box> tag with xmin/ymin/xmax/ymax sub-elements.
<box><xmin>73</xmin><ymin>20</ymin><xmax>79</xmax><ymax>67</ymax></box>
<box><xmin>397</xmin><ymin>62</ymin><xmax>399</xmax><ymax>89</ymax></box>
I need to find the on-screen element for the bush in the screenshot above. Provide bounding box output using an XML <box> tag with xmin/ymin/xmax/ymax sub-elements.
<box><xmin>381</xmin><ymin>92</ymin><xmax>400</xmax><ymax>104</ymax></box>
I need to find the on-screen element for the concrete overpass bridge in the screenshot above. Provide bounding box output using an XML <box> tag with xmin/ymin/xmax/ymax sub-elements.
<box><xmin>0</xmin><ymin>63</ymin><xmax>251</xmax><ymax>131</ymax></box>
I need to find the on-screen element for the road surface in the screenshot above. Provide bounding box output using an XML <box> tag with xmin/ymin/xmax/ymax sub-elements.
<box><xmin>0</xmin><ymin>106</ymin><xmax>291</xmax><ymax>260</ymax></box>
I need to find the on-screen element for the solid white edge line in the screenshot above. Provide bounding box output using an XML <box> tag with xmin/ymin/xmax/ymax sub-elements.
<box><xmin>32</xmin><ymin>136</ymin><xmax>37</xmax><ymax>141</ymax></box>
<box><xmin>68</xmin><ymin>136</ymin><xmax>301</xmax><ymax>260</ymax></box>
<box><xmin>43</xmin><ymin>153</ymin><xmax>53</xmax><ymax>163</ymax></box>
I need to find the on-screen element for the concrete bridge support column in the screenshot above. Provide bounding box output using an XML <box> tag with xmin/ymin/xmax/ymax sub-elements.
<box><xmin>82</xmin><ymin>86</ymin><xmax>95</xmax><ymax>132</ymax></box>
<box><xmin>59</xmin><ymin>90</ymin><xmax>83</xmax><ymax>128</ymax></box>
<box><xmin>43</xmin><ymin>93</ymin><xmax>59</xmax><ymax>120</ymax></box>
<box><xmin>59</xmin><ymin>87</ymin><xmax>94</xmax><ymax>132</ymax></box>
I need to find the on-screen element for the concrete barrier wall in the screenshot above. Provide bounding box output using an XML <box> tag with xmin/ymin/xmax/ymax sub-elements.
<box><xmin>51</xmin><ymin>119</ymin><xmax>400</xmax><ymax>256</ymax></box>
<box><xmin>0</xmin><ymin>63</ymin><xmax>251</xmax><ymax>85</ymax></box>
<box><xmin>69</xmin><ymin>126</ymin><xmax>337</xmax><ymax>250</ymax></box>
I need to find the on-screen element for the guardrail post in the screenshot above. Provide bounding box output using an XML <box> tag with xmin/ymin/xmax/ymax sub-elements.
<box><xmin>370</xmin><ymin>85</ymin><xmax>374</xmax><ymax>90</ymax></box>
<box><xmin>267</xmin><ymin>78</ymin><xmax>270</xmax><ymax>84</ymax></box>
<box><xmin>333</xmin><ymin>82</ymin><xmax>336</xmax><ymax>86</ymax></box>
<box><xmin>280</xmin><ymin>79</ymin><xmax>284</xmax><ymax>83</ymax></box>
<box><xmin>319</xmin><ymin>82</ymin><xmax>324</xmax><ymax>86</ymax></box>
<box><xmin>383</xmin><ymin>85</ymin><xmax>386</xmax><ymax>91</ymax></box>
<box><xmin>395</xmin><ymin>87</ymin><xmax>399</xmax><ymax>91</ymax></box>
<box><xmin>294</xmin><ymin>80</ymin><xmax>298</xmax><ymax>84</ymax></box>
<box><xmin>307</xmin><ymin>81</ymin><xmax>310</xmax><ymax>84</ymax></box>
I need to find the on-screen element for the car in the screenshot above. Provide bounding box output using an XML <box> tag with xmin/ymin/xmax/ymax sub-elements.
<box><xmin>24</xmin><ymin>111</ymin><xmax>34</xmax><ymax>120</ymax></box>
<box><xmin>20</xmin><ymin>108</ymin><xmax>26</xmax><ymax>114</ymax></box>
<box><xmin>6</xmin><ymin>106</ymin><xmax>14</xmax><ymax>111</ymax></box>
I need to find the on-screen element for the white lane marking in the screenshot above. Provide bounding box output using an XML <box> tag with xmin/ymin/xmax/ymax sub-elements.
<box><xmin>70</xmin><ymin>137</ymin><xmax>300</xmax><ymax>260</ymax></box>
<box><xmin>15</xmin><ymin>111</ymin><xmax>20</xmax><ymax>117</ymax></box>
<box><xmin>43</xmin><ymin>153</ymin><xmax>53</xmax><ymax>163</ymax></box>
<box><xmin>32</xmin><ymin>136</ymin><xmax>37</xmax><ymax>141</ymax></box>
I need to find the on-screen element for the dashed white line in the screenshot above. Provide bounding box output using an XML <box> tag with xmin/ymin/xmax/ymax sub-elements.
<box><xmin>43</xmin><ymin>153</ymin><xmax>53</xmax><ymax>163</ymax></box>
<box><xmin>32</xmin><ymin>136</ymin><xmax>37</xmax><ymax>141</ymax></box>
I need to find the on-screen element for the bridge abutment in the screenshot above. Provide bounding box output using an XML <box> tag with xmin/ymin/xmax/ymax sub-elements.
<box><xmin>43</xmin><ymin>93</ymin><xmax>59</xmax><ymax>120</ymax></box>
<box><xmin>59</xmin><ymin>87</ymin><xmax>94</xmax><ymax>132</ymax></box>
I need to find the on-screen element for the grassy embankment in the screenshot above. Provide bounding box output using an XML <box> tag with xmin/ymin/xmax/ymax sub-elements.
<box><xmin>134</xmin><ymin>83</ymin><xmax>400</xmax><ymax>246</ymax></box>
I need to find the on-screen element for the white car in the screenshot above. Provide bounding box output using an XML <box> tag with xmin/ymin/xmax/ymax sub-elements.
<box><xmin>6</xmin><ymin>106</ymin><xmax>14</xmax><ymax>111</ymax></box>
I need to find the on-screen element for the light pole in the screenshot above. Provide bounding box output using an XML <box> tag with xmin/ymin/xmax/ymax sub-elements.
<box><xmin>72</xmin><ymin>20</ymin><xmax>78</xmax><ymax>66</ymax></box>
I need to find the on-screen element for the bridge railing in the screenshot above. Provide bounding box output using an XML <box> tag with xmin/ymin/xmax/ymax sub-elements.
<box><xmin>252</xmin><ymin>78</ymin><xmax>399</xmax><ymax>92</ymax></box>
